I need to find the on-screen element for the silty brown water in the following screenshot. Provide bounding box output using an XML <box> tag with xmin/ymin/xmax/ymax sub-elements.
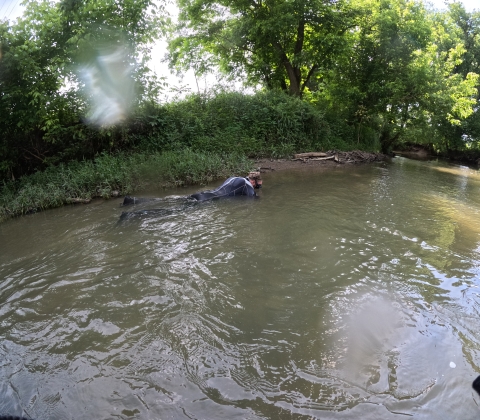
<box><xmin>1</xmin><ymin>156</ymin><xmax>480</xmax><ymax>419</ymax></box>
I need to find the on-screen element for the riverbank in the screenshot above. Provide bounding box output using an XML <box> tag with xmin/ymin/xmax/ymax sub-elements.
<box><xmin>394</xmin><ymin>144</ymin><xmax>480</xmax><ymax>167</ymax></box>
<box><xmin>0</xmin><ymin>150</ymin><xmax>253</xmax><ymax>223</ymax></box>
<box><xmin>0</xmin><ymin>149</ymin><xmax>387</xmax><ymax>223</ymax></box>
<box><xmin>254</xmin><ymin>150</ymin><xmax>388</xmax><ymax>172</ymax></box>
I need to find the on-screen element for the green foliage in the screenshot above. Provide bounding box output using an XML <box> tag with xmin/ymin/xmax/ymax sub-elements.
<box><xmin>168</xmin><ymin>0</ymin><xmax>480</xmax><ymax>154</ymax></box>
<box><xmin>314</xmin><ymin>0</ymin><xmax>479</xmax><ymax>153</ymax></box>
<box><xmin>0</xmin><ymin>0</ymin><xmax>164</xmax><ymax>179</ymax></box>
<box><xmin>169</xmin><ymin>0</ymin><xmax>353</xmax><ymax>96</ymax></box>
<box><xmin>425</xmin><ymin>5</ymin><xmax>480</xmax><ymax>153</ymax></box>
<box><xmin>136</xmin><ymin>149</ymin><xmax>253</xmax><ymax>185</ymax></box>
<box><xmin>133</xmin><ymin>90</ymin><xmax>333</xmax><ymax>157</ymax></box>
<box><xmin>0</xmin><ymin>80</ymin><xmax>337</xmax><ymax>180</ymax></box>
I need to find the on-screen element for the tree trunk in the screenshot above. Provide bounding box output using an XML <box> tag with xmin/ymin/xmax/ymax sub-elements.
<box><xmin>275</xmin><ymin>18</ymin><xmax>305</xmax><ymax>97</ymax></box>
<box><xmin>280</xmin><ymin>56</ymin><xmax>301</xmax><ymax>96</ymax></box>
<box><xmin>380</xmin><ymin>130</ymin><xmax>400</xmax><ymax>154</ymax></box>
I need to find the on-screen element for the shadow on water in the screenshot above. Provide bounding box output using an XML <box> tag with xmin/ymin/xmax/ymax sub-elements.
<box><xmin>117</xmin><ymin>195</ymin><xmax>258</xmax><ymax>222</ymax></box>
<box><xmin>118</xmin><ymin>196</ymin><xmax>194</xmax><ymax>222</ymax></box>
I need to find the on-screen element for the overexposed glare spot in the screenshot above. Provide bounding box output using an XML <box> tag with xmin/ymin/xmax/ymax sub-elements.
<box><xmin>79</xmin><ymin>45</ymin><xmax>135</xmax><ymax>126</ymax></box>
<box><xmin>344</xmin><ymin>296</ymin><xmax>401</xmax><ymax>381</ymax></box>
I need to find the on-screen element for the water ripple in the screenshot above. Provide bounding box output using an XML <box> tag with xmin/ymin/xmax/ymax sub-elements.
<box><xmin>1</xmin><ymin>161</ymin><xmax>480</xmax><ymax>418</ymax></box>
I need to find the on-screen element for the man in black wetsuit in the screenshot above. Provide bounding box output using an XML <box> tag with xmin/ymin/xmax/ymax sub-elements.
<box><xmin>189</xmin><ymin>171</ymin><xmax>262</xmax><ymax>201</ymax></box>
<box><xmin>122</xmin><ymin>172</ymin><xmax>262</xmax><ymax>205</ymax></box>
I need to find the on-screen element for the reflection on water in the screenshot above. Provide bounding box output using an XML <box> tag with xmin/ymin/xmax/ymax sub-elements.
<box><xmin>1</xmin><ymin>157</ymin><xmax>480</xmax><ymax>419</ymax></box>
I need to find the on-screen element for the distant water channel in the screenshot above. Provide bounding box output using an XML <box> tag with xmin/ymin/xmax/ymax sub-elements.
<box><xmin>2</xmin><ymin>157</ymin><xmax>480</xmax><ymax>419</ymax></box>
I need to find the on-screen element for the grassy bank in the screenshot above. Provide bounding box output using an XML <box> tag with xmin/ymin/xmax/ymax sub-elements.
<box><xmin>0</xmin><ymin>149</ymin><xmax>253</xmax><ymax>222</ymax></box>
<box><xmin>2</xmin><ymin>91</ymin><xmax>362</xmax><ymax>181</ymax></box>
<box><xmin>0</xmin><ymin>90</ymin><xmax>372</xmax><ymax>222</ymax></box>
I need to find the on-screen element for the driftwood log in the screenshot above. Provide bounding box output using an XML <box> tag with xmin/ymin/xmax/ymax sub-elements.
<box><xmin>308</xmin><ymin>156</ymin><xmax>335</xmax><ymax>161</ymax></box>
<box><xmin>293</xmin><ymin>150</ymin><xmax>386</xmax><ymax>164</ymax></box>
<box><xmin>294</xmin><ymin>152</ymin><xmax>328</xmax><ymax>159</ymax></box>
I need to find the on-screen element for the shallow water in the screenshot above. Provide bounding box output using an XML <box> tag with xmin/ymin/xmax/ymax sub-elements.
<box><xmin>1</xmin><ymin>157</ymin><xmax>480</xmax><ymax>419</ymax></box>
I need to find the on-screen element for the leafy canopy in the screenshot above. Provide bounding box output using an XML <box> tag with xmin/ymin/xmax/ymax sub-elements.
<box><xmin>169</xmin><ymin>0</ymin><xmax>354</xmax><ymax>96</ymax></box>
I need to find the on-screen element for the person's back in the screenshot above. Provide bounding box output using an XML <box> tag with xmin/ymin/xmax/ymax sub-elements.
<box><xmin>190</xmin><ymin>177</ymin><xmax>255</xmax><ymax>201</ymax></box>
<box><xmin>122</xmin><ymin>172</ymin><xmax>263</xmax><ymax>206</ymax></box>
<box><xmin>120</xmin><ymin>172</ymin><xmax>262</xmax><ymax>221</ymax></box>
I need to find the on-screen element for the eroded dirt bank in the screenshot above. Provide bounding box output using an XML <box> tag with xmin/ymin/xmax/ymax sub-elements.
<box><xmin>253</xmin><ymin>150</ymin><xmax>388</xmax><ymax>173</ymax></box>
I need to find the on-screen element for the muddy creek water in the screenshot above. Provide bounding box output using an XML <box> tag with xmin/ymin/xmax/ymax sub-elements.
<box><xmin>1</xmin><ymin>157</ymin><xmax>480</xmax><ymax>419</ymax></box>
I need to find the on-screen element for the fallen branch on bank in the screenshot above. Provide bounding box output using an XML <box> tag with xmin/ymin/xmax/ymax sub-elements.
<box><xmin>293</xmin><ymin>152</ymin><xmax>329</xmax><ymax>158</ymax></box>
<box><xmin>293</xmin><ymin>150</ymin><xmax>386</xmax><ymax>164</ymax></box>
<box><xmin>308</xmin><ymin>156</ymin><xmax>335</xmax><ymax>161</ymax></box>
<box><xmin>293</xmin><ymin>155</ymin><xmax>335</xmax><ymax>161</ymax></box>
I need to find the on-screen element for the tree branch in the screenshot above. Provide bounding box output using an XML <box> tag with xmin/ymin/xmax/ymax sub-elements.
<box><xmin>294</xmin><ymin>19</ymin><xmax>305</xmax><ymax>56</ymax></box>
<box><xmin>22</xmin><ymin>147</ymin><xmax>46</xmax><ymax>162</ymax></box>
<box><xmin>274</xmin><ymin>41</ymin><xmax>300</xmax><ymax>95</ymax></box>
<box><xmin>301</xmin><ymin>64</ymin><xmax>318</xmax><ymax>92</ymax></box>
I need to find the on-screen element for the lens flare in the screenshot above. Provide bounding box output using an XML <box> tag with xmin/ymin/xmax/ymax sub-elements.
<box><xmin>78</xmin><ymin>45</ymin><xmax>135</xmax><ymax>126</ymax></box>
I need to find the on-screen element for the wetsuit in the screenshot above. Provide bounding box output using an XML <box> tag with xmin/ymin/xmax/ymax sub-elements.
<box><xmin>190</xmin><ymin>177</ymin><xmax>255</xmax><ymax>201</ymax></box>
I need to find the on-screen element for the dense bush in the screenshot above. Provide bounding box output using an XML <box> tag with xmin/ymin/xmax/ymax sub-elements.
<box><xmin>1</xmin><ymin>90</ymin><xmax>350</xmax><ymax>181</ymax></box>
<box><xmin>136</xmin><ymin>90</ymin><xmax>335</xmax><ymax>156</ymax></box>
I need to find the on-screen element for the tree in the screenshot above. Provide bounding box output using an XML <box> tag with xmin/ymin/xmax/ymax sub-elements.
<box><xmin>430</xmin><ymin>4</ymin><xmax>480</xmax><ymax>152</ymax></box>
<box><xmin>0</xmin><ymin>0</ymin><xmax>163</xmax><ymax>178</ymax></box>
<box><xmin>169</xmin><ymin>0</ymin><xmax>354</xmax><ymax>97</ymax></box>
<box><xmin>319</xmin><ymin>0</ymin><xmax>478</xmax><ymax>152</ymax></box>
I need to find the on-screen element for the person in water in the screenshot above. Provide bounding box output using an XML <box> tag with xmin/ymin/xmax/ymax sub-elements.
<box><xmin>189</xmin><ymin>171</ymin><xmax>262</xmax><ymax>201</ymax></box>
<box><xmin>122</xmin><ymin>172</ymin><xmax>263</xmax><ymax>205</ymax></box>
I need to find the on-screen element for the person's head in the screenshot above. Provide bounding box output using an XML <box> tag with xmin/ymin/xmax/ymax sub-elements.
<box><xmin>248</xmin><ymin>171</ymin><xmax>262</xmax><ymax>189</ymax></box>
